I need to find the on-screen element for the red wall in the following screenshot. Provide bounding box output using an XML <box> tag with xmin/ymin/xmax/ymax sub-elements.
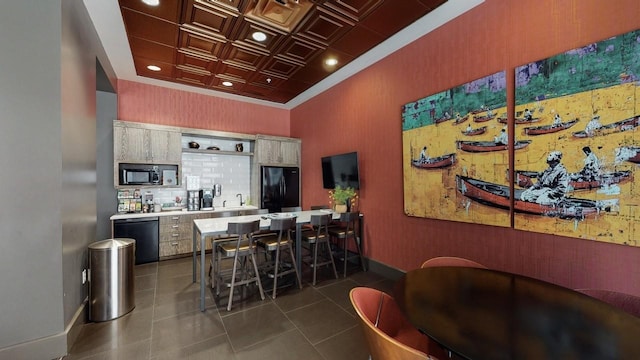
<box><xmin>117</xmin><ymin>80</ymin><xmax>290</xmax><ymax>135</ymax></box>
<box><xmin>291</xmin><ymin>0</ymin><xmax>640</xmax><ymax>294</ymax></box>
<box><xmin>116</xmin><ymin>0</ymin><xmax>640</xmax><ymax>295</ymax></box>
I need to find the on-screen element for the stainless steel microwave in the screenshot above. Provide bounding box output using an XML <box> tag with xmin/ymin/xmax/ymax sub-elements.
<box><xmin>120</xmin><ymin>168</ymin><xmax>160</xmax><ymax>185</ymax></box>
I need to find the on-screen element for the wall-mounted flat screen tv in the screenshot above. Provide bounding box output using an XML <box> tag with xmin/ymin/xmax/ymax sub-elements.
<box><xmin>321</xmin><ymin>152</ymin><xmax>360</xmax><ymax>189</ymax></box>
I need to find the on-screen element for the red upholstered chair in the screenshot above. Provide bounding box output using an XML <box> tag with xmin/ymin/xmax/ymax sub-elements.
<box><xmin>349</xmin><ymin>287</ymin><xmax>444</xmax><ymax>360</ymax></box>
<box><xmin>420</xmin><ymin>256</ymin><xmax>487</xmax><ymax>269</ymax></box>
<box><xmin>575</xmin><ymin>289</ymin><xmax>640</xmax><ymax>318</ymax></box>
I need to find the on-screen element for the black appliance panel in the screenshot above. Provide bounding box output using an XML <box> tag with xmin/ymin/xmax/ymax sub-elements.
<box><xmin>261</xmin><ymin>166</ymin><xmax>300</xmax><ymax>213</ymax></box>
<box><xmin>113</xmin><ymin>217</ymin><xmax>159</xmax><ymax>265</ymax></box>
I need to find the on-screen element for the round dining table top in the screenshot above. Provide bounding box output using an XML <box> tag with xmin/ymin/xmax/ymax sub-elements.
<box><xmin>394</xmin><ymin>266</ymin><xmax>640</xmax><ymax>360</ymax></box>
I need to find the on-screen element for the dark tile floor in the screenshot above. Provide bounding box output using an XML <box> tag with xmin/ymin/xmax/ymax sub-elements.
<box><xmin>65</xmin><ymin>256</ymin><xmax>395</xmax><ymax>359</ymax></box>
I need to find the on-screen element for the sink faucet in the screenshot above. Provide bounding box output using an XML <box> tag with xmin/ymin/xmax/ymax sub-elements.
<box><xmin>236</xmin><ymin>193</ymin><xmax>244</xmax><ymax>206</ymax></box>
<box><xmin>223</xmin><ymin>200</ymin><xmax>227</xmax><ymax>207</ymax></box>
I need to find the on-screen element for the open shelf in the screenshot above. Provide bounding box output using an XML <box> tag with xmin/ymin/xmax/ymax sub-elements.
<box><xmin>182</xmin><ymin>148</ymin><xmax>254</xmax><ymax>156</ymax></box>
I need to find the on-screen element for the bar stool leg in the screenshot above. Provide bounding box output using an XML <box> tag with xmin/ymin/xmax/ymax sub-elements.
<box><xmin>312</xmin><ymin>241</ymin><xmax>319</xmax><ymax>286</ymax></box>
<box><xmin>272</xmin><ymin>245</ymin><xmax>281</xmax><ymax>299</ymax></box>
<box><xmin>227</xmin><ymin>252</ymin><xmax>240</xmax><ymax>311</ymax></box>
<box><xmin>287</xmin><ymin>242</ymin><xmax>302</xmax><ymax>289</ymax></box>
<box><xmin>326</xmin><ymin>239</ymin><xmax>338</xmax><ymax>280</ymax></box>
<box><xmin>250</xmin><ymin>248</ymin><xmax>265</xmax><ymax>300</ymax></box>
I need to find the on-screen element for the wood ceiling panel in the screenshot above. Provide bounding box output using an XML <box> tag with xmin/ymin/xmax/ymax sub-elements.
<box><xmin>176</xmin><ymin>52</ymin><xmax>215</xmax><ymax>74</ymax></box>
<box><xmin>262</xmin><ymin>57</ymin><xmax>302</xmax><ymax>79</ymax></box>
<box><xmin>133</xmin><ymin>58</ymin><xmax>175</xmax><ymax>79</ymax></box>
<box><xmin>129</xmin><ymin>37</ymin><xmax>176</xmax><ymax>64</ymax></box>
<box><xmin>250</xmin><ymin>72</ymin><xmax>285</xmax><ymax>89</ymax></box>
<box><xmin>224</xmin><ymin>43</ymin><xmax>269</xmax><ymax>70</ymax></box>
<box><xmin>122</xmin><ymin>8</ymin><xmax>180</xmax><ymax>47</ymax></box>
<box><xmin>277</xmin><ymin>37</ymin><xmax>323</xmax><ymax>65</ymax></box>
<box><xmin>183</xmin><ymin>0</ymin><xmax>239</xmax><ymax>40</ymax></box>
<box><xmin>359</xmin><ymin>0</ymin><xmax>428</xmax><ymax>35</ymax></box>
<box><xmin>329</xmin><ymin>24</ymin><xmax>383</xmax><ymax>57</ymax></box>
<box><xmin>234</xmin><ymin>18</ymin><xmax>287</xmax><ymax>53</ymax></box>
<box><xmin>119</xmin><ymin>0</ymin><xmax>181</xmax><ymax>23</ymax></box>
<box><xmin>121</xmin><ymin>0</ymin><xmax>447</xmax><ymax>103</ymax></box>
<box><xmin>215</xmin><ymin>61</ymin><xmax>254</xmax><ymax>83</ymax></box>
<box><xmin>175</xmin><ymin>68</ymin><xmax>212</xmax><ymax>86</ymax></box>
<box><xmin>196</xmin><ymin>0</ymin><xmax>247</xmax><ymax>13</ymax></box>
<box><xmin>321</xmin><ymin>0</ymin><xmax>383</xmax><ymax>21</ymax></box>
<box><xmin>178</xmin><ymin>29</ymin><xmax>227</xmax><ymax>59</ymax></box>
<box><xmin>294</xmin><ymin>7</ymin><xmax>354</xmax><ymax>47</ymax></box>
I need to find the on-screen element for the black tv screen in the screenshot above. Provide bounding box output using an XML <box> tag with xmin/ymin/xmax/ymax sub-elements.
<box><xmin>321</xmin><ymin>152</ymin><xmax>360</xmax><ymax>189</ymax></box>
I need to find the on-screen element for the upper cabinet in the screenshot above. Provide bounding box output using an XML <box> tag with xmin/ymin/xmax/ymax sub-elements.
<box><xmin>255</xmin><ymin>135</ymin><xmax>301</xmax><ymax>166</ymax></box>
<box><xmin>114</xmin><ymin>121</ymin><xmax>182</xmax><ymax>164</ymax></box>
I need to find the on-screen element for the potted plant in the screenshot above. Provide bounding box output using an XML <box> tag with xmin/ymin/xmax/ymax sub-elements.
<box><xmin>330</xmin><ymin>185</ymin><xmax>357</xmax><ymax>213</ymax></box>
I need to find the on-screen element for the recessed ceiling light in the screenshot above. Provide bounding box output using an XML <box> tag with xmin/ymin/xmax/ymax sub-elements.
<box><xmin>325</xmin><ymin>58</ymin><xmax>338</xmax><ymax>66</ymax></box>
<box><xmin>142</xmin><ymin>0</ymin><xmax>160</xmax><ymax>6</ymax></box>
<box><xmin>222</xmin><ymin>81</ymin><xmax>233</xmax><ymax>87</ymax></box>
<box><xmin>147</xmin><ymin>65</ymin><xmax>161</xmax><ymax>71</ymax></box>
<box><xmin>251</xmin><ymin>31</ymin><xmax>267</xmax><ymax>42</ymax></box>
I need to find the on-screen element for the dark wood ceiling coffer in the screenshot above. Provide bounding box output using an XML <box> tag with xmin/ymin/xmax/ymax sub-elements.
<box><xmin>118</xmin><ymin>0</ymin><xmax>448</xmax><ymax>103</ymax></box>
<box><xmin>294</xmin><ymin>7</ymin><xmax>354</xmax><ymax>47</ymax></box>
<box><xmin>183</xmin><ymin>0</ymin><xmax>240</xmax><ymax>39</ymax></box>
<box><xmin>321</xmin><ymin>0</ymin><xmax>383</xmax><ymax>21</ymax></box>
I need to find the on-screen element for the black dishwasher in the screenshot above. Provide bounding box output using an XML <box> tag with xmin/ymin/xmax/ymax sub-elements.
<box><xmin>113</xmin><ymin>217</ymin><xmax>159</xmax><ymax>265</ymax></box>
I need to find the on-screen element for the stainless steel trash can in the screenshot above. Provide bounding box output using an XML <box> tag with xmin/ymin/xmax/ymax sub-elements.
<box><xmin>89</xmin><ymin>238</ymin><xmax>135</xmax><ymax>321</ymax></box>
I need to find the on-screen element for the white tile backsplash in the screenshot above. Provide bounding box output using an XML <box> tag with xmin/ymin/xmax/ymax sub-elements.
<box><xmin>152</xmin><ymin>152</ymin><xmax>251</xmax><ymax>208</ymax></box>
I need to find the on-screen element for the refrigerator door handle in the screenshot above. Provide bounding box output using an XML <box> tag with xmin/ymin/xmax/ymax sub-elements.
<box><xmin>282</xmin><ymin>177</ymin><xmax>286</xmax><ymax>197</ymax></box>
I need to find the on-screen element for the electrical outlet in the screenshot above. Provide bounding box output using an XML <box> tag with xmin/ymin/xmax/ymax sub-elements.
<box><xmin>82</xmin><ymin>269</ymin><xmax>87</xmax><ymax>284</ymax></box>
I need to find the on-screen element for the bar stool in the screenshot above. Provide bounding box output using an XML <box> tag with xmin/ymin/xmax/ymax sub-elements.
<box><xmin>302</xmin><ymin>213</ymin><xmax>338</xmax><ymax>285</ymax></box>
<box><xmin>256</xmin><ymin>216</ymin><xmax>302</xmax><ymax>298</ymax></box>
<box><xmin>214</xmin><ymin>220</ymin><xmax>265</xmax><ymax>311</ymax></box>
<box><xmin>329</xmin><ymin>211</ymin><xmax>366</xmax><ymax>277</ymax></box>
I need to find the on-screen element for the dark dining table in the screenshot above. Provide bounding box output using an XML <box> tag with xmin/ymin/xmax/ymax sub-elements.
<box><xmin>394</xmin><ymin>266</ymin><xmax>640</xmax><ymax>360</ymax></box>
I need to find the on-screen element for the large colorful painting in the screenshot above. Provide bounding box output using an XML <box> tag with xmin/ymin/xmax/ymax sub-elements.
<box><xmin>402</xmin><ymin>28</ymin><xmax>640</xmax><ymax>247</ymax></box>
<box><xmin>402</xmin><ymin>71</ymin><xmax>508</xmax><ymax>227</ymax></box>
<box><xmin>513</xmin><ymin>29</ymin><xmax>640</xmax><ymax>246</ymax></box>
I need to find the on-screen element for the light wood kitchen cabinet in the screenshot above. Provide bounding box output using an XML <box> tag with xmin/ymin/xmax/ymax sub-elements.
<box><xmin>159</xmin><ymin>213</ymin><xmax>205</xmax><ymax>259</ymax></box>
<box><xmin>254</xmin><ymin>135</ymin><xmax>301</xmax><ymax>166</ymax></box>
<box><xmin>114</xmin><ymin>120</ymin><xmax>182</xmax><ymax>164</ymax></box>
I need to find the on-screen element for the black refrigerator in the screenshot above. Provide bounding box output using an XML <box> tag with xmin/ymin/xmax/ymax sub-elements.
<box><xmin>261</xmin><ymin>166</ymin><xmax>300</xmax><ymax>213</ymax></box>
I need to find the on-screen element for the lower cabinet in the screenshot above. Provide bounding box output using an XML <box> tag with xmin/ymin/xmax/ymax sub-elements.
<box><xmin>158</xmin><ymin>211</ymin><xmax>241</xmax><ymax>259</ymax></box>
<box><xmin>159</xmin><ymin>213</ymin><xmax>205</xmax><ymax>259</ymax></box>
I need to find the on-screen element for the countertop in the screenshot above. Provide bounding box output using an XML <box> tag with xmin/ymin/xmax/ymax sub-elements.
<box><xmin>110</xmin><ymin>205</ymin><xmax>258</xmax><ymax>221</ymax></box>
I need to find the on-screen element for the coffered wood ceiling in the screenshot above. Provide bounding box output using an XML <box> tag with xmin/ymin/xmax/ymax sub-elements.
<box><xmin>119</xmin><ymin>0</ymin><xmax>447</xmax><ymax>104</ymax></box>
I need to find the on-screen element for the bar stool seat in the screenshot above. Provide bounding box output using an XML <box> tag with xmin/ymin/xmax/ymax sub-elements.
<box><xmin>256</xmin><ymin>216</ymin><xmax>302</xmax><ymax>298</ymax></box>
<box><xmin>302</xmin><ymin>213</ymin><xmax>338</xmax><ymax>285</ymax></box>
<box><xmin>213</xmin><ymin>220</ymin><xmax>265</xmax><ymax>311</ymax></box>
<box><xmin>329</xmin><ymin>211</ymin><xmax>366</xmax><ymax>277</ymax></box>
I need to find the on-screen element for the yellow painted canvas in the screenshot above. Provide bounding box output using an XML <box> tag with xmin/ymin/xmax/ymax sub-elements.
<box><xmin>513</xmin><ymin>29</ymin><xmax>640</xmax><ymax>246</ymax></box>
<box><xmin>402</xmin><ymin>71</ymin><xmax>509</xmax><ymax>227</ymax></box>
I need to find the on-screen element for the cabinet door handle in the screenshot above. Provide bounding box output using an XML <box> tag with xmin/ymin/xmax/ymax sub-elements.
<box><xmin>171</xmin><ymin>216</ymin><xmax>180</xmax><ymax>220</ymax></box>
<box><xmin>172</xmin><ymin>233</ymin><xmax>180</xmax><ymax>237</ymax></box>
<box><xmin>172</xmin><ymin>225</ymin><xmax>179</xmax><ymax>228</ymax></box>
<box><xmin>171</xmin><ymin>242</ymin><xmax>178</xmax><ymax>246</ymax></box>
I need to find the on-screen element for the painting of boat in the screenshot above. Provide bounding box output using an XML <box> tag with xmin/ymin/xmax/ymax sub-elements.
<box><xmin>435</xmin><ymin>114</ymin><xmax>453</xmax><ymax>124</ymax></box>
<box><xmin>572</xmin><ymin>115</ymin><xmax>640</xmax><ymax>138</ymax></box>
<box><xmin>411</xmin><ymin>153</ymin><xmax>456</xmax><ymax>169</ymax></box>
<box><xmin>456</xmin><ymin>140</ymin><xmax>531</xmax><ymax>152</ymax></box>
<box><xmin>456</xmin><ymin>175</ymin><xmax>617</xmax><ymax>219</ymax></box>
<box><xmin>523</xmin><ymin>119</ymin><xmax>579</xmax><ymax>135</ymax></box>
<box><xmin>453</xmin><ymin>115</ymin><xmax>469</xmax><ymax>125</ymax></box>
<box><xmin>473</xmin><ymin>114</ymin><xmax>495</xmax><ymax>122</ymax></box>
<box><xmin>498</xmin><ymin>117</ymin><xmax>541</xmax><ymax>125</ymax></box>
<box><xmin>615</xmin><ymin>146</ymin><xmax>640</xmax><ymax>164</ymax></box>
<box><xmin>515</xmin><ymin>170</ymin><xmax>632</xmax><ymax>190</ymax></box>
<box><xmin>461</xmin><ymin>126</ymin><xmax>487</xmax><ymax>136</ymax></box>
